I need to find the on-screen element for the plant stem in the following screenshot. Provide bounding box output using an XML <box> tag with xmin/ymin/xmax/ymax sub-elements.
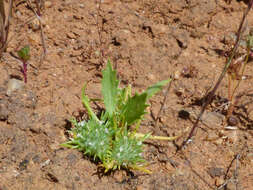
<box><xmin>227</xmin><ymin>50</ymin><xmax>250</xmax><ymax>117</ymax></box>
<box><xmin>22</xmin><ymin>61</ymin><xmax>27</xmax><ymax>83</ymax></box>
<box><xmin>135</xmin><ymin>133</ymin><xmax>179</xmax><ymax>141</ymax></box>
<box><xmin>231</xmin><ymin>49</ymin><xmax>250</xmax><ymax>100</ymax></box>
<box><xmin>0</xmin><ymin>0</ymin><xmax>5</xmax><ymax>48</ymax></box>
<box><xmin>81</xmin><ymin>85</ymin><xmax>100</xmax><ymax>123</ymax></box>
<box><xmin>179</xmin><ymin>2</ymin><xmax>253</xmax><ymax>150</ymax></box>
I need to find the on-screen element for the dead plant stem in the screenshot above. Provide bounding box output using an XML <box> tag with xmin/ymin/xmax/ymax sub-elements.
<box><xmin>27</xmin><ymin>0</ymin><xmax>47</xmax><ymax>66</ymax></box>
<box><xmin>231</xmin><ymin>50</ymin><xmax>250</xmax><ymax>100</ymax></box>
<box><xmin>234</xmin><ymin>154</ymin><xmax>240</xmax><ymax>190</ymax></box>
<box><xmin>96</xmin><ymin>0</ymin><xmax>106</xmax><ymax>63</ymax></box>
<box><xmin>155</xmin><ymin>74</ymin><xmax>174</xmax><ymax>125</ymax></box>
<box><xmin>0</xmin><ymin>0</ymin><xmax>5</xmax><ymax>46</ymax></box>
<box><xmin>179</xmin><ymin>2</ymin><xmax>253</xmax><ymax>150</ymax></box>
<box><xmin>0</xmin><ymin>0</ymin><xmax>13</xmax><ymax>54</ymax></box>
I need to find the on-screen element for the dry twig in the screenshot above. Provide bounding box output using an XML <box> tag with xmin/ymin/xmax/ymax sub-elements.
<box><xmin>155</xmin><ymin>74</ymin><xmax>174</xmax><ymax>124</ymax></box>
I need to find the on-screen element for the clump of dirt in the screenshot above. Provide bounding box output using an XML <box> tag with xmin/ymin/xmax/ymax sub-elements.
<box><xmin>0</xmin><ymin>0</ymin><xmax>253</xmax><ymax>190</ymax></box>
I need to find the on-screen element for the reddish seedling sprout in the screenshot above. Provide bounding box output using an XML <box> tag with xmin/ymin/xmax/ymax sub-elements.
<box><xmin>17</xmin><ymin>45</ymin><xmax>30</xmax><ymax>83</ymax></box>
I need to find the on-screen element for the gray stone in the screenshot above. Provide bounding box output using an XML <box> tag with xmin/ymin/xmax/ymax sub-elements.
<box><xmin>6</xmin><ymin>79</ymin><xmax>25</xmax><ymax>96</ymax></box>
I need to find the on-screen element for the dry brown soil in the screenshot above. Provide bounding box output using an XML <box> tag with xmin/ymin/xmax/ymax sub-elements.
<box><xmin>0</xmin><ymin>0</ymin><xmax>253</xmax><ymax>189</ymax></box>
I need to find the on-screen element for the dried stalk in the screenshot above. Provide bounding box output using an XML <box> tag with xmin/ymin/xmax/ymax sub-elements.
<box><xmin>0</xmin><ymin>0</ymin><xmax>5</xmax><ymax>47</ymax></box>
<box><xmin>0</xmin><ymin>0</ymin><xmax>13</xmax><ymax>54</ymax></box>
<box><xmin>179</xmin><ymin>1</ymin><xmax>253</xmax><ymax>150</ymax></box>
<box><xmin>27</xmin><ymin>0</ymin><xmax>47</xmax><ymax>65</ymax></box>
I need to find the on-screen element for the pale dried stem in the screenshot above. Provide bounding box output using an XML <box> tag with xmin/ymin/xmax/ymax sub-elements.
<box><xmin>0</xmin><ymin>0</ymin><xmax>13</xmax><ymax>54</ymax></box>
<box><xmin>27</xmin><ymin>0</ymin><xmax>47</xmax><ymax>66</ymax></box>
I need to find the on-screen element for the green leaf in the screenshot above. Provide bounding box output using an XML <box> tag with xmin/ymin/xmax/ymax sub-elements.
<box><xmin>145</xmin><ymin>78</ymin><xmax>171</xmax><ymax>100</ymax></box>
<box><xmin>102</xmin><ymin>60</ymin><xmax>119</xmax><ymax>117</ymax></box>
<box><xmin>247</xmin><ymin>35</ymin><xmax>253</xmax><ymax>49</ymax></box>
<box><xmin>17</xmin><ymin>46</ymin><xmax>30</xmax><ymax>61</ymax></box>
<box><xmin>81</xmin><ymin>84</ymin><xmax>99</xmax><ymax>123</ymax></box>
<box><xmin>121</xmin><ymin>93</ymin><xmax>148</xmax><ymax>125</ymax></box>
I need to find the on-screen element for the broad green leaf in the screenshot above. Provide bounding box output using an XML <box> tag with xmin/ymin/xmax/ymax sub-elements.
<box><xmin>17</xmin><ymin>46</ymin><xmax>30</xmax><ymax>61</ymax></box>
<box><xmin>102</xmin><ymin>60</ymin><xmax>119</xmax><ymax>117</ymax></box>
<box><xmin>145</xmin><ymin>78</ymin><xmax>171</xmax><ymax>100</ymax></box>
<box><xmin>121</xmin><ymin>93</ymin><xmax>148</xmax><ymax>125</ymax></box>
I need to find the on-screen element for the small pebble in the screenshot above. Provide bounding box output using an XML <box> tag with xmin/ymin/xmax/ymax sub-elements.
<box><xmin>174</xmin><ymin>70</ymin><xmax>180</xmax><ymax>80</ymax></box>
<box><xmin>227</xmin><ymin>116</ymin><xmax>238</xmax><ymax>126</ymax></box>
<box><xmin>6</xmin><ymin>79</ymin><xmax>25</xmax><ymax>96</ymax></box>
<box><xmin>174</xmin><ymin>87</ymin><xmax>184</xmax><ymax>97</ymax></box>
<box><xmin>66</xmin><ymin>32</ymin><xmax>76</xmax><ymax>39</ymax></box>
<box><xmin>40</xmin><ymin>159</ymin><xmax>50</xmax><ymax>168</ymax></box>
<box><xmin>79</xmin><ymin>4</ymin><xmax>84</xmax><ymax>8</ymax></box>
<box><xmin>147</xmin><ymin>73</ymin><xmax>155</xmax><ymax>81</ymax></box>
<box><xmin>29</xmin><ymin>19</ymin><xmax>40</xmax><ymax>31</ymax></box>
<box><xmin>214</xmin><ymin>138</ymin><xmax>223</xmax><ymax>145</ymax></box>
<box><xmin>73</xmin><ymin>15</ymin><xmax>83</xmax><ymax>20</ymax></box>
<box><xmin>12</xmin><ymin>170</ymin><xmax>20</xmax><ymax>177</ymax></box>
<box><xmin>45</xmin><ymin>1</ymin><xmax>53</xmax><ymax>8</ymax></box>
<box><xmin>16</xmin><ymin>11</ymin><xmax>22</xmax><ymax>19</ymax></box>
<box><xmin>215</xmin><ymin>178</ymin><xmax>225</xmax><ymax>187</ymax></box>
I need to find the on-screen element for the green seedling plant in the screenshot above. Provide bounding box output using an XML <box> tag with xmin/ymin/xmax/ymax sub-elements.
<box><xmin>62</xmin><ymin>61</ymin><xmax>177</xmax><ymax>173</ymax></box>
<box><xmin>17</xmin><ymin>45</ymin><xmax>30</xmax><ymax>83</ymax></box>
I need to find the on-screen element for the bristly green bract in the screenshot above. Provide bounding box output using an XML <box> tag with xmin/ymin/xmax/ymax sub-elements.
<box><xmin>62</xmin><ymin>60</ymin><xmax>171</xmax><ymax>173</ymax></box>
